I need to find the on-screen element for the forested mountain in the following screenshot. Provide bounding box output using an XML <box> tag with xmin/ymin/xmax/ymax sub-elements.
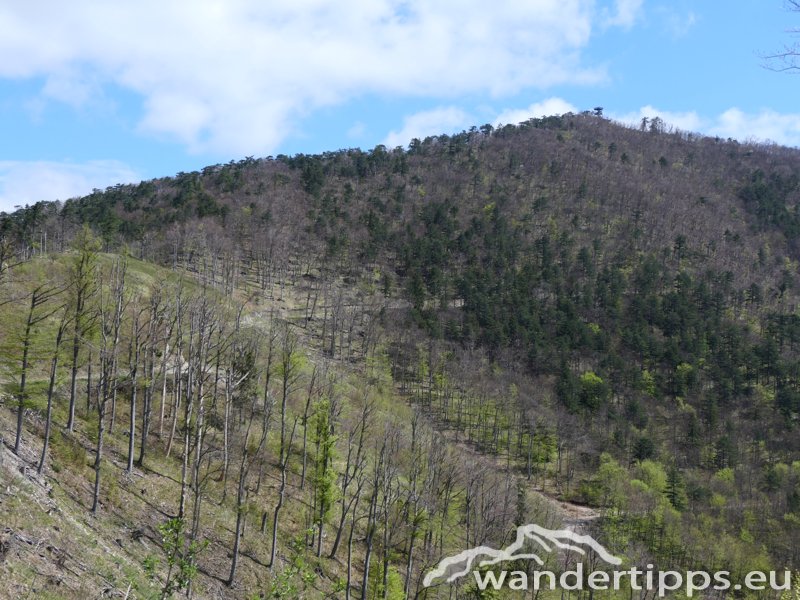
<box><xmin>2</xmin><ymin>113</ymin><xmax>800</xmax><ymax>598</ymax></box>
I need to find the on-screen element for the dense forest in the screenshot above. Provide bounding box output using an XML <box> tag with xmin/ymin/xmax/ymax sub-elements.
<box><xmin>2</xmin><ymin>113</ymin><xmax>800</xmax><ymax>598</ymax></box>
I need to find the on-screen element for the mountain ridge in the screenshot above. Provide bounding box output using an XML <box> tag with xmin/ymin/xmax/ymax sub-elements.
<box><xmin>2</xmin><ymin>113</ymin><xmax>800</xmax><ymax>597</ymax></box>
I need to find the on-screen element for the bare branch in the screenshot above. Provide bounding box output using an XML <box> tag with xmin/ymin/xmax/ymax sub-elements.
<box><xmin>762</xmin><ymin>2</ymin><xmax>800</xmax><ymax>71</ymax></box>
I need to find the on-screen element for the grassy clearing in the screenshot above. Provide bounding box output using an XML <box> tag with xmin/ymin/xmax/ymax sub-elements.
<box><xmin>0</xmin><ymin>363</ymin><xmax>371</xmax><ymax>598</ymax></box>
<box><xmin>0</xmin><ymin>256</ymin><xmax>372</xmax><ymax>598</ymax></box>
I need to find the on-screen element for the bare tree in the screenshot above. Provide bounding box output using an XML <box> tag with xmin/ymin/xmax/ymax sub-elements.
<box><xmin>188</xmin><ymin>298</ymin><xmax>223</xmax><ymax>542</ymax></box>
<box><xmin>227</xmin><ymin>334</ymin><xmax>274</xmax><ymax>586</ymax></box>
<box><xmin>763</xmin><ymin>1</ymin><xmax>800</xmax><ymax>71</ymax></box>
<box><xmin>38</xmin><ymin>306</ymin><xmax>72</xmax><ymax>474</ymax></box>
<box><xmin>177</xmin><ymin>294</ymin><xmax>214</xmax><ymax>520</ymax></box>
<box><xmin>165</xmin><ymin>283</ymin><xmax>186</xmax><ymax>458</ymax></box>
<box><xmin>360</xmin><ymin>435</ymin><xmax>387</xmax><ymax>600</ymax></box>
<box><xmin>329</xmin><ymin>395</ymin><xmax>373</xmax><ymax>559</ymax></box>
<box><xmin>126</xmin><ymin>302</ymin><xmax>146</xmax><ymax>473</ymax></box>
<box><xmin>220</xmin><ymin>308</ymin><xmax>246</xmax><ymax>501</ymax></box>
<box><xmin>66</xmin><ymin>226</ymin><xmax>100</xmax><ymax>432</ymax></box>
<box><xmin>14</xmin><ymin>283</ymin><xmax>64</xmax><ymax>455</ymax></box>
<box><xmin>344</xmin><ymin>460</ymin><xmax>369</xmax><ymax>600</ymax></box>
<box><xmin>138</xmin><ymin>287</ymin><xmax>167</xmax><ymax>466</ymax></box>
<box><xmin>268</xmin><ymin>325</ymin><xmax>303</xmax><ymax>569</ymax></box>
<box><xmin>92</xmin><ymin>256</ymin><xmax>128</xmax><ymax>514</ymax></box>
<box><xmin>300</xmin><ymin>362</ymin><xmax>320</xmax><ymax>489</ymax></box>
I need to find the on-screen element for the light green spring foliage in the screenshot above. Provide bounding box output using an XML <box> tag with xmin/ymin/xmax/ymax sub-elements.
<box><xmin>367</xmin><ymin>563</ymin><xmax>405</xmax><ymax>600</ymax></box>
<box><xmin>310</xmin><ymin>396</ymin><xmax>338</xmax><ymax>529</ymax></box>
<box><xmin>267</xmin><ymin>533</ymin><xmax>317</xmax><ymax>598</ymax></box>
<box><xmin>781</xmin><ymin>572</ymin><xmax>800</xmax><ymax>600</ymax></box>
<box><xmin>579</xmin><ymin>370</ymin><xmax>609</xmax><ymax>409</ymax></box>
<box><xmin>144</xmin><ymin>517</ymin><xmax>207</xmax><ymax>600</ymax></box>
<box><xmin>636</xmin><ymin>459</ymin><xmax>667</xmax><ymax>493</ymax></box>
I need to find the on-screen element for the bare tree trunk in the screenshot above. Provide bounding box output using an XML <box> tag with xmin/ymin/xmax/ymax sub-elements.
<box><xmin>300</xmin><ymin>365</ymin><xmax>318</xmax><ymax>490</ymax></box>
<box><xmin>139</xmin><ymin>295</ymin><xmax>162</xmax><ymax>465</ymax></box>
<box><xmin>109</xmin><ymin>351</ymin><xmax>120</xmax><ymax>434</ymax></box>
<box><xmin>269</xmin><ymin>417</ymin><xmax>297</xmax><ymax>569</ymax></box>
<box><xmin>38</xmin><ymin>308</ymin><xmax>70</xmax><ymax>474</ymax></box>
<box><xmin>91</xmin><ymin>362</ymin><xmax>109</xmax><ymax>514</ymax></box>
<box><xmin>14</xmin><ymin>297</ymin><xmax>35</xmax><ymax>455</ymax></box>
<box><xmin>67</xmin><ymin>227</ymin><xmax>98</xmax><ymax>433</ymax></box>
<box><xmin>138</xmin><ymin>340</ymin><xmax>156</xmax><ymax>466</ymax></box>
<box><xmin>330</xmin><ymin>398</ymin><xmax>372</xmax><ymax>559</ymax></box>
<box><xmin>228</xmin><ymin>352</ymin><xmax>272</xmax><ymax>587</ymax></box>
<box><xmin>345</xmin><ymin>487</ymin><xmax>362</xmax><ymax>600</ymax></box>
<box><xmin>93</xmin><ymin>257</ymin><xmax>127</xmax><ymax>514</ymax></box>
<box><xmin>226</xmin><ymin>475</ymin><xmax>246</xmax><ymax>586</ymax></box>
<box><xmin>221</xmin><ymin>366</ymin><xmax>232</xmax><ymax>501</ymax></box>
<box><xmin>68</xmin><ymin>332</ymin><xmax>81</xmax><ymax>431</ymax></box>
<box><xmin>360</xmin><ymin>480</ymin><xmax>379</xmax><ymax>600</ymax></box>
<box><xmin>158</xmin><ymin>343</ymin><xmax>170</xmax><ymax>438</ymax></box>
<box><xmin>269</xmin><ymin>327</ymin><xmax>301</xmax><ymax>568</ymax></box>
<box><xmin>127</xmin><ymin>309</ymin><xmax>143</xmax><ymax>473</ymax></box>
<box><xmin>190</xmin><ymin>331</ymin><xmax>211</xmax><ymax>541</ymax></box>
<box><xmin>15</xmin><ymin>285</ymin><xmax>61</xmax><ymax>455</ymax></box>
<box><xmin>166</xmin><ymin>295</ymin><xmax>184</xmax><ymax>458</ymax></box>
<box><xmin>178</xmin><ymin>314</ymin><xmax>196</xmax><ymax>520</ymax></box>
<box><xmin>85</xmin><ymin>352</ymin><xmax>92</xmax><ymax>414</ymax></box>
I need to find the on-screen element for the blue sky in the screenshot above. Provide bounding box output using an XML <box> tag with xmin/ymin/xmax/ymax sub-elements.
<box><xmin>1</xmin><ymin>0</ymin><xmax>799</xmax><ymax>212</ymax></box>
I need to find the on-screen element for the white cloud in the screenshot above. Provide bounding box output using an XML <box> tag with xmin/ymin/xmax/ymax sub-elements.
<box><xmin>610</xmin><ymin>105</ymin><xmax>800</xmax><ymax>147</ymax></box>
<box><xmin>40</xmin><ymin>68</ymin><xmax>106</xmax><ymax>109</ymax></box>
<box><xmin>383</xmin><ymin>107</ymin><xmax>471</xmax><ymax>148</ymax></box>
<box><xmin>0</xmin><ymin>160</ymin><xmax>140</xmax><ymax>213</ymax></box>
<box><xmin>709</xmin><ymin>108</ymin><xmax>800</xmax><ymax>147</ymax></box>
<box><xmin>0</xmin><ymin>1</ymin><xmax>615</xmax><ymax>156</ymax></box>
<box><xmin>381</xmin><ymin>98</ymin><xmax>800</xmax><ymax>156</ymax></box>
<box><xmin>610</xmin><ymin>105</ymin><xmax>704</xmax><ymax>133</ymax></box>
<box><xmin>602</xmin><ymin>0</ymin><xmax>643</xmax><ymax>29</ymax></box>
<box><xmin>494</xmin><ymin>97</ymin><xmax>578</xmax><ymax>126</ymax></box>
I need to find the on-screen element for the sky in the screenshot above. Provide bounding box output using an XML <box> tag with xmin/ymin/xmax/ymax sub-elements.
<box><xmin>1</xmin><ymin>0</ymin><xmax>799</xmax><ymax>213</ymax></box>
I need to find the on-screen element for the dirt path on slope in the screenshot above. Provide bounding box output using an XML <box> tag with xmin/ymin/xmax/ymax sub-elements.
<box><xmin>420</xmin><ymin>409</ymin><xmax>601</xmax><ymax>531</ymax></box>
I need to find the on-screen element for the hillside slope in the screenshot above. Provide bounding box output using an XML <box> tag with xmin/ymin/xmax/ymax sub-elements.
<box><xmin>3</xmin><ymin>114</ymin><xmax>800</xmax><ymax>596</ymax></box>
